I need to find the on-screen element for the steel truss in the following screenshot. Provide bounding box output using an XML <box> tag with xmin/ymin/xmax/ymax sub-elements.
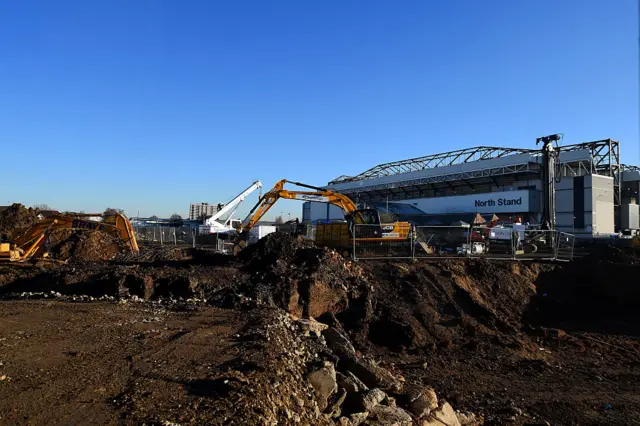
<box><xmin>329</xmin><ymin>146</ymin><xmax>536</xmax><ymax>185</ymax></box>
<box><xmin>334</xmin><ymin>163</ymin><xmax>536</xmax><ymax>195</ymax></box>
<box><xmin>330</xmin><ymin>138</ymin><xmax>622</xmax><ymax>205</ymax></box>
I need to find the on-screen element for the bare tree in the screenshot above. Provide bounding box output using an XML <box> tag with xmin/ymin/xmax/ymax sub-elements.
<box><xmin>169</xmin><ymin>214</ymin><xmax>183</xmax><ymax>227</ymax></box>
<box><xmin>274</xmin><ymin>215</ymin><xmax>284</xmax><ymax>225</ymax></box>
<box><xmin>33</xmin><ymin>204</ymin><xmax>53</xmax><ymax>210</ymax></box>
<box><xmin>104</xmin><ymin>208</ymin><xmax>124</xmax><ymax>215</ymax></box>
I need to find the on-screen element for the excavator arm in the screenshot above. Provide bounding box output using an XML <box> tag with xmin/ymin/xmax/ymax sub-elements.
<box><xmin>233</xmin><ymin>180</ymin><xmax>370</xmax><ymax>255</ymax></box>
<box><xmin>4</xmin><ymin>212</ymin><xmax>139</xmax><ymax>262</ymax></box>
<box><xmin>239</xmin><ymin>180</ymin><xmax>361</xmax><ymax>233</ymax></box>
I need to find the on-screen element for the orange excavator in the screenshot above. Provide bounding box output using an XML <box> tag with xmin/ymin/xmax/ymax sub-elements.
<box><xmin>233</xmin><ymin>179</ymin><xmax>411</xmax><ymax>256</ymax></box>
<box><xmin>0</xmin><ymin>212</ymin><xmax>139</xmax><ymax>262</ymax></box>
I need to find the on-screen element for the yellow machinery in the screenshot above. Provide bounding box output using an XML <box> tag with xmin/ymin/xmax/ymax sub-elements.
<box><xmin>0</xmin><ymin>212</ymin><xmax>139</xmax><ymax>262</ymax></box>
<box><xmin>234</xmin><ymin>179</ymin><xmax>411</xmax><ymax>256</ymax></box>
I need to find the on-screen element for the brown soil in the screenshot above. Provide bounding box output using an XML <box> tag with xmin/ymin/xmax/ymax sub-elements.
<box><xmin>0</xmin><ymin>233</ymin><xmax>638</xmax><ymax>425</ymax></box>
<box><xmin>48</xmin><ymin>229</ymin><xmax>123</xmax><ymax>262</ymax></box>
<box><xmin>0</xmin><ymin>204</ymin><xmax>39</xmax><ymax>240</ymax></box>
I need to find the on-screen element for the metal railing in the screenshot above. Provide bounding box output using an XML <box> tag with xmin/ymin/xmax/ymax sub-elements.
<box><xmin>133</xmin><ymin>226</ymin><xmax>233</xmax><ymax>253</ymax></box>
<box><xmin>352</xmin><ymin>224</ymin><xmax>413</xmax><ymax>259</ymax></box>
<box><xmin>556</xmin><ymin>232</ymin><xmax>575</xmax><ymax>261</ymax></box>
<box><xmin>414</xmin><ymin>226</ymin><xmax>472</xmax><ymax>259</ymax></box>
<box><xmin>351</xmin><ymin>224</ymin><xmax>575</xmax><ymax>262</ymax></box>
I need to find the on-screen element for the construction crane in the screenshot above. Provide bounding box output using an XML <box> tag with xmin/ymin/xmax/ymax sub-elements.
<box><xmin>233</xmin><ymin>179</ymin><xmax>411</xmax><ymax>256</ymax></box>
<box><xmin>0</xmin><ymin>212</ymin><xmax>139</xmax><ymax>262</ymax></box>
<box><xmin>200</xmin><ymin>181</ymin><xmax>263</xmax><ymax>235</ymax></box>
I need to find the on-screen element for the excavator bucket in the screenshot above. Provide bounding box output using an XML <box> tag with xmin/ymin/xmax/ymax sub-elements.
<box><xmin>233</xmin><ymin>232</ymin><xmax>249</xmax><ymax>256</ymax></box>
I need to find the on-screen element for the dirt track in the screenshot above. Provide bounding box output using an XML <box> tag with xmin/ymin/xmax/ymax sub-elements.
<box><xmin>0</xmin><ymin>234</ymin><xmax>639</xmax><ymax>425</ymax></box>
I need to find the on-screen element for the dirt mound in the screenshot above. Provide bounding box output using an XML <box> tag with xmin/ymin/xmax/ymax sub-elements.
<box><xmin>526</xmin><ymin>247</ymin><xmax>640</xmax><ymax>334</ymax></box>
<box><xmin>329</xmin><ymin>260</ymin><xmax>546</xmax><ymax>352</ymax></box>
<box><xmin>0</xmin><ymin>204</ymin><xmax>39</xmax><ymax>239</ymax></box>
<box><xmin>239</xmin><ymin>232</ymin><xmax>309</xmax><ymax>265</ymax></box>
<box><xmin>49</xmin><ymin>230</ymin><xmax>123</xmax><ymax>262</ymax></box>
<box><xmin>236</xmin><ymin>233</ymin><xmax>367</xmax><ymax>318</ymax></box>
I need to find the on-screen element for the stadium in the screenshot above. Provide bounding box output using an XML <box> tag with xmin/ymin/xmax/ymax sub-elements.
<box><xmin>303</xmin><ymin>138</ymin><xmax>640</xmax><ymax>237</ymax></box>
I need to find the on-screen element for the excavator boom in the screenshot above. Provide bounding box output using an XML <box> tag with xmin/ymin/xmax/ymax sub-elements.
<box><xmin>239</xmin><ymin>180</ymin><xmax>360</xmax><ymax>233</ymax></box>
<box><xmin>234</xmin><ymin>179</ymin><xmax>410</xmax><ymax>256</ymax></box>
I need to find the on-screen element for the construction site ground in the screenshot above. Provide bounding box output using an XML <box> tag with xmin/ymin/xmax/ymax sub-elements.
<box><xmin>0</xmin><ymin>231</ymin><xmax>639</xmax><ymax>425</ymax></box>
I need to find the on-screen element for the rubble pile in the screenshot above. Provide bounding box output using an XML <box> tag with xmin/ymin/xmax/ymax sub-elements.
<box><xmin>199</xmin><ymin>307</ymin><xmax>481</xmax><ymax>426</ymax></box>
<box><xmin>0</xmin><ymin>203</ymin><xmax>39</xmax><ymax>240</ymax></box>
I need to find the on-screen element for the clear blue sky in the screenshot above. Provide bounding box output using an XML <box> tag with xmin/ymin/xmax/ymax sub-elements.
<box><xmin>1</xmin><ymin>0</ymin><xmax>638</xmax><ymax>219</ymax></box>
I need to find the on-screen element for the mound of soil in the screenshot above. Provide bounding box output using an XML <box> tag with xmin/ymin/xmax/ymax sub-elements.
<box><xmin>328</xmin><ymin>260</ymin><xmax>548</xmax><ymax>352</ymax></box>
<box><xmin>526</xmin><ymin>247</ymin><xmax>640</xmax><ymax>334</ymax></box>
<box><xmin>49</xmin><ymin>230</ymin><xmax>123</xmax><ymax>262</ymax></box>
<box><xmin>238</xmin><ymin>232</ymin><xmax>309</xmax><ymax>266</ymax></box>
<box><xmin>237</xmin><ymin>233</ymin><xmax>367</xmax><ymax>318</ymax></box>
<box><xmin>0</xmin><ymin>204</ymin><xmax>39</xmax><ymax>240</ymax></box>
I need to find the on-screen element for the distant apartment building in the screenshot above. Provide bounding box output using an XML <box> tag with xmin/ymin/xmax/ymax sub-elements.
<box><xmin>189</xmin><ymin>202</ymin><xmax>220</xmax><ymax>220</ymax></box>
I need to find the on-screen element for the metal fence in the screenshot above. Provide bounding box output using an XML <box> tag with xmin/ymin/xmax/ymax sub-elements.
<box><xmin>352</xmin><ymin>224</ymin><xmax>414</xmax><ymax>259</ymax></box>
<box><xmin>351</xmin><ymin>224</ymin><xmax>575</xmax><ymax>262</ymax></box>
<box><xmin>133</xmin><ymin>226</ymin><xmax>234</xmax><ymax>253</ymax></box>
<box><xmin>414</xmin><ymin>225</ymin><xmax>472</xmax><ymax>258</ymax></box>
<box><xmin>555</xmin><ymin>232</ymin><xmax>575</xmax><ymax>261</ymax></box>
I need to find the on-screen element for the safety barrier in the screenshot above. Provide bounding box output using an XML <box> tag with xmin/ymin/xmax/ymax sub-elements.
<box><xmin>514</xmin><ymin>230</ymin><xmax>557</xmax><ymax>260</ymax></box>
<box><xmin>352</xmin><ymin>224</ymin><xmax>413</xmax><ymax>260</ymax></box>
<box><xmin>555</xmin><ymin>232</ymin><xmax>575</xmax><ymax>261</ymax></box>
<box><xmin>351</xmin><ymin>224</ymin><xmax>575</xmax><ymax>262</ymax></box>
<box><xmin>133</xmin><ymin>226</ymin><xmax>232</xmax><ymax>253</ymax></box>
<box><xmin>413</xmin><ymin>226</ymin><xmax>471</xmax><ymax>259</ymax></box>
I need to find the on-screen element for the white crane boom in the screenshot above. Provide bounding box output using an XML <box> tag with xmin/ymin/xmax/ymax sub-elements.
<box><xmin>201</xmin><ymin>181</ymin><xmax>262</xmax><ymax>234</ymax></box>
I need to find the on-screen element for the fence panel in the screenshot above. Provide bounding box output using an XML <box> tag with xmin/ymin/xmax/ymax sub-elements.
<box><xmin>414</xmin><ymin>226</ymin><xmax>471</xmax><ymax>258</ymax></box>
<box><xmin>353</xmin><ymin>224</ymin><xmax>413</xmax><ymax>260</ymax></box>
<box><xmin>134</xmin><ymin>226</ymin><xmax>198</xmax><ymax>248</ymax></box>
<box><xmin>467</xmin><ymin>226</ymin><xmax>515</xmax><ymax>259</ymax></box>
<box><xmin>304</xmin><ymin>225</ymin><xmax>317</xmax><ymax>241</ymax></box>
<box><xmin>555</xmin><ymin>232</ymin><xmax>575</xmax><ymax>261</ymax></box>
<box><xmin>513</xmin><ymin>229</ymin><xmax>557</xmax><ymax>260</ymax></box>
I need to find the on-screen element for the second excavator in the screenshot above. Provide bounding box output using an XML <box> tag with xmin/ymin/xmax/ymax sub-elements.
<box><xmin>233</xmin><ymin>179</ymin><xmax>411</xmax><ymax>256</ymax></box>
<box><xmin>0</xmin><ymin>212</ymin><xmax>139</xmax><ymax>262</ymax></box>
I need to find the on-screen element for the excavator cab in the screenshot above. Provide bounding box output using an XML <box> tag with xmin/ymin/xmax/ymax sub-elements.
<box><xmin>345</xmin><ymin>209</ymin><xmax>383</xmax><ymax>238</ymax></box>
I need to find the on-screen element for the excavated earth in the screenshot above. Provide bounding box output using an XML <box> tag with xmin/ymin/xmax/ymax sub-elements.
<box><xmin>0</xmin><ymin>204</ymin><xmax>39</xmax><ymax>240</ymax></box>
<box><xmin>0</xmin><ymin>233</ymin><xmax>639</xmax><ymax>425</ymax></box>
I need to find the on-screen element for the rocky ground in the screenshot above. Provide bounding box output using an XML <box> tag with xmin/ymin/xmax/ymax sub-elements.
<box><xmin>0</xmin><ymin>231</ymin><xmax>639</xmax><ymax>425</ymax></box>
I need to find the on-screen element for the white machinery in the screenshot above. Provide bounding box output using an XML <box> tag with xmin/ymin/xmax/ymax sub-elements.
<box><xmin>199</xmin><ymin>181</ymin><xmax>263</xmax><ymax>235</ymax></box>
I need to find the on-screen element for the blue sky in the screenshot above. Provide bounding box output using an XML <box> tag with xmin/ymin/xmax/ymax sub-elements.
<box><xmin>1</xmin><ymin>1</ymin><xmax>638</xmax><ymax>219</ymax></box>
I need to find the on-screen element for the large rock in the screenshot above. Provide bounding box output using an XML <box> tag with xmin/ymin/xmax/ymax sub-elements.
<box><xmin>297</xmin><ymin>317</ymin><xmax>329</xmax><ymax>337</ymax></box>
<box><xmin>337</xmin><ymin>371</ymin><xmax>361</xmax><ymax>393</ymax></box>
<box><xmin>323</xmin><ymin>327</ymin><xmax>358</xmax><ymax>362</ymax></box>
<box><xmin>347</xmin><ymin>359</ymin><xmax>404</xmax><ymax>393</ymax></box>
<box><xmin>355</xmin><ymin>388</ymin><xmax>387</xmax><ymax>412</ymax></box>
<box><xmin>404</xmin><ymin>385</ymin><xmax>438</xmax><ymax>418</ymax></box>
<box><xmin>328</xmin><ymin>388</ymin><xmax>348</xmax><ymax>418</ymax></box>
<box><xmin>366</xmin><ymin>405</ymin><xmax>413</xmax><ymax>425</ymax></box>
<box><xmin>349</xmin><ymin>412</ymin><xmax>370</xmax><ymax>425</ymax></box>
<box><xmin>422</xmin><ymin>402</ymin><xmax>461</xmax><ymax>426</ymax></box>
<box><xmin>456</xmin><ymin>411</ymin><xmax>483</xmax><ymax>426</ymax></box>
<box><xmin>307</xmin><ymin>361</ymin><xmax>338</xmax><ymax>410</ymax></box>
